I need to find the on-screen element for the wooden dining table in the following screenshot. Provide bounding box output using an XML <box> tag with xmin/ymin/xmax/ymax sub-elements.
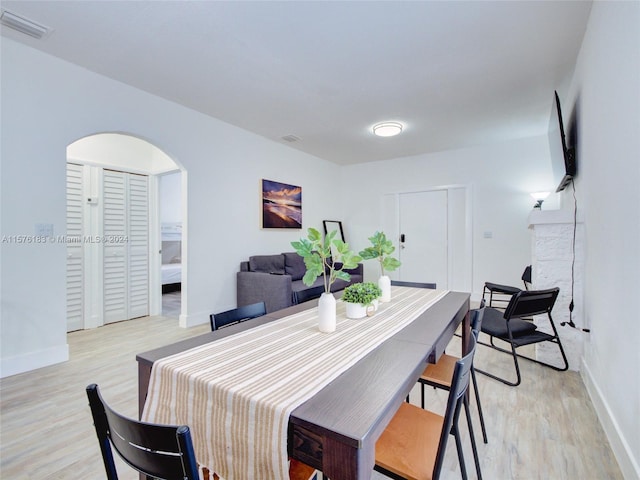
<box><xmin>136</xmin><ymin>288</ymin><xmax>470</xmax><ymax>480</ymax></box>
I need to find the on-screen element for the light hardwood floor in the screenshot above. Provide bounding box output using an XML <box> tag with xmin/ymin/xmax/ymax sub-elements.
<box><xmin>0</xmin><ymin>300</ymin><xmax>622</xmax><ymax>480</ymax></box>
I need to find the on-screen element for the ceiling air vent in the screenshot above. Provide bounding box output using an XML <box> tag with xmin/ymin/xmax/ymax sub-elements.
<box><xmin>281</xmin><ymin>135</ymin><xmax>300</xmax><ymax>143</ymax></box>
<box><xmin>1</xmin><ymin>10</ymin><xmax>52</xmax><ymax>39</ymax></box>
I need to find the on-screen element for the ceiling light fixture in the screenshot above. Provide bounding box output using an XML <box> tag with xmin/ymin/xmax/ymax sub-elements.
<box><xmin>372</xmin><ymin>122</ymin><xmax>403</xmax><ymax>137</ymax></box>
<box><xmin>0</xmin><ymin>10</ymin><xmax>52</xmax><ymax>39</ymax></box>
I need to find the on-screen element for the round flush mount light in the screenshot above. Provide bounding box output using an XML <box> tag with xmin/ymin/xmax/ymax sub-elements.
<box><xmin>372</xmin><ymin>121</ymin><xmax>403</xmax><ymax>137</ymax></box>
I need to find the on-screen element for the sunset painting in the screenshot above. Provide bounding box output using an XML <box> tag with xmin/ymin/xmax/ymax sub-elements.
<box><xmin>262</xmin><ymin>179</ymin><xmax>302</xmax><ymax>229</ymax></box>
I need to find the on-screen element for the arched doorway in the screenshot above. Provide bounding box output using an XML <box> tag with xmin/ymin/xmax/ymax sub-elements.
<box><xmin>66</xmin><ymin>133</ymin><xmax>183</xmax><ymax>331</ymax></box>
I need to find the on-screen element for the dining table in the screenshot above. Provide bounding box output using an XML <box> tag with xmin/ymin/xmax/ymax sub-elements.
<box><xmin>137</xmin><ymin>287</ymin><xmax>470</xmax><ymax>480</ymax></box>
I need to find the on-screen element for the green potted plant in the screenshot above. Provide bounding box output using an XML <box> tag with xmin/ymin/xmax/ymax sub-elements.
<box><xmin>342</xmin><ymin>282</ymin><xmax>382</xmax><ymax>319</ymax></box>
<box><xmin>359</xmin><ymin>231</ymin><xmax>401</xmax><ymax>302</ymax></box>
<box><xmin>291</xmin><ymin>227</ymin><xmax>361</xmax><ymax>332</ymax></box>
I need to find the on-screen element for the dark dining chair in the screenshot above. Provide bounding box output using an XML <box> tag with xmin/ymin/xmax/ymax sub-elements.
<box><xmin>87</xmin><ymin>384</ymin><xmax>318</xmax><ymax>480</ymax></box>
<box><xmin>419</xmin><ymin>301</ymin><xmax>488</xmax><ymax>444</ymax></box>
<box><xmin>476</xmin><ymin>287</ymin><xmax>568</xmax><ymax>386</ymax></box>
<box><xmin>390</xmin><ymin>280</ymin><xmax>437</xmax><ymax>289</ymax></box>
<box><xmin>482</xmin><ymin>265</ymin><xmax>532</xmax><ymax>308</ymax></box>
<box><xmin>375</xmin><ymin>334</ymin><xmax>482</xmax><ymax>480</ymax></box>
<box><xmin>210</xmin><ymin>301</ymin><xmax>266</xmax><ymax>331</ymax></box>
<box><xmin>86</xmin><ymin>383</ymin><xmax>200</xmax><ymax>480</ymax></box>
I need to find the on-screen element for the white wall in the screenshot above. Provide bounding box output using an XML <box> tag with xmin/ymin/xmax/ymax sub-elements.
<box><xmin>341</xmin><ymin>135</ymin><xmax>556</xmax><ymax>298</ymax></box>
<box><xmin>0</xmin><ymin>38</ymin><xmax>342</xmax><ymax>376</ymax></box>
<box><xmin>67</xmin><ymin>132</ymin><xmax>176</xmax><ymax>174</ymax></box>
<box><xmin>160</xmin><ymin>172</ymin><xmax>182</xmax><ymax>224</ymax></box>
<box><xmin>565</xmin><ymin>2</ymin><xmax>640</xmax><ymax>478</ymax></box>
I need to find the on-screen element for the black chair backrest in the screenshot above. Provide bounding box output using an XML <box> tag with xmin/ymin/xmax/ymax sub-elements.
<box><xmin>433</xmin><ymin>333</ymin><xmax>477</xmax><ymax>478</ymax></box>
<box><xmin>390</xmin><ymin>280</ymin><xmax>437</xmax><ymax>289</ymax></box>
<box><xmin>86</xmin><ymin>384</ymin><xmax>200</xmax><ymax>480</ymax></box>
<box><xmin>210</xmin><ymin>301</ymin><xmax>266</xmax><ymax>331</ymax></box>
<box><xmin>470</xmin><ymin>299</ymin><xmax>486</xmax><ymax>338</ymax></box>
<box><xmin>293</xmin><ymin>285</ymin><xmax>325</xmax><ymax>304</ymax></box>
<box><xmin>522</xmin><ymin>265</ymin><xmax>532</xmax><ymax>290</ymax></box>
<box><xmin>504</xmin><ymin>288</ymin><xmax>559</xmax><ymax>320</ymax></box>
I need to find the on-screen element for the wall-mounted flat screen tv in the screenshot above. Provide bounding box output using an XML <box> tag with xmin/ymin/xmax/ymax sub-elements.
<box><xmin>548</xmin><ymin>90</ymin><xmax>576</xmax><ymax>192</ymax></box>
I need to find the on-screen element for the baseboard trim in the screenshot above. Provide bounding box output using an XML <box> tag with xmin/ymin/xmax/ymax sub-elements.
<box><xmin>0</xmin><ymin>343</ymin><xmax>69</xmax><ymax>378</ymax></box>
<box><xmin>179</xmin><ymin>311</ymin><xmax>208</xmax><ymax>329</ymax></box>
<box><xmin>581</xmin><ymin>359</ymin><xmax>640</xmax><ymax>480</ymax></box>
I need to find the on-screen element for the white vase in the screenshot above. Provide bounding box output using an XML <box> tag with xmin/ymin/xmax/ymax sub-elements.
<box><xmin>345</xmin><ymin>302</ymin><xmax>367</xmax><ymax>319</ymax></box>
<box><xmin>318</xmin><ymin>292</ymin><xmax>337</xmax><ymax>333</ymax></box>
<box><xmin>379</xmin><ymin>275</ymin><xmax>391</xmax><ymax>302</ymax></box>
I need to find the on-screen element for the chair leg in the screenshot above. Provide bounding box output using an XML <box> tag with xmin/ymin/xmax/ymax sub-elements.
<box><xmin>420</xmin><ymin>373</ymin><xmax>487</xmax><ymax>446</ymax></box>
<box><xmin>507</xmin><ymin>342</ymin><xmax>569</xmax><ymax>372</ymax></box>
<box><xmin>478</xmin><ymin>327</ymin><xmax>570</xmax><ymax>386</ymax></box>
<box><xmin>463</xmin><ymin>396</ymin><xmax>483</xmax><ymax>480</ymax></box>
<box><xmin>476</xmin><ymin>336</ymin><xmax>522</xmax><ymax>387</ymax></box>
<box><xmin>451</xmin><ymin>424</ymin><xmax>468</xmax><ymax>480</ymax></box>
<box><xmin>470</xmin><ymin>366</ymin><xmax>488</xmax><ymax>444</ymax></box>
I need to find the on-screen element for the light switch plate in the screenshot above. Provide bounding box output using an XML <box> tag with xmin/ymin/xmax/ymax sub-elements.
<box><xmin>35</xmin><ymin>223</ymin><xmax>54</xmax><ymax>237</ymax></box>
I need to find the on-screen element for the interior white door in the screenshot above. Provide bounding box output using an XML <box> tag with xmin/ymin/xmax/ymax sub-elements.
<box><xmin>398</xmin><ymin>190</ymin><xmax>448</xmax><ymax>288</ymax></box>
<box><xmin>66</xmin><ymin>163</ymin><xmax>84</xmax><ymax>332</ymax></box>
<box><xmin>103</xmin><ymin>170</ymin><xmax>128</xmax><ymax>323</ymax></box>
<box><xmin>103</xmin><ymin>170</ymin><xmax>149</xmax><ymax>324</ymax></box>
<box><xmin>127</xmin><ymin>174</ymin><xmax>149</xmax><ymax>319</ymax></box>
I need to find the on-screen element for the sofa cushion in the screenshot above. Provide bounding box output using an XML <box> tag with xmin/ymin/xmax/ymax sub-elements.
<box><xmin>283</xmin><ymin>252</ymin><xmax>306</xmax><ymax>281</ymax></box>
<box><xmin>291</xmin><ymin>277</ymin><xmax>324</xmax><ymax>293</ymax></box>
<box><xmin>249</xmin><ymin>254</ymin><xmax>285</xmax><ymax>274</ymax></box>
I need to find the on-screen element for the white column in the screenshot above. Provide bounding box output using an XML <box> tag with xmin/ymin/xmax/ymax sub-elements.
<box><xmin>528</xmin><ymin>209</ymin><xmax>585</xmax><ymax>371</ymax></box>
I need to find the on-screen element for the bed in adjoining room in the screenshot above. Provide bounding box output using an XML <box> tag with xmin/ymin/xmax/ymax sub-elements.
<box><xmin>161</xmin><ymin>223</ymin><xmax>182</xmax><ymax>293</ymax></box>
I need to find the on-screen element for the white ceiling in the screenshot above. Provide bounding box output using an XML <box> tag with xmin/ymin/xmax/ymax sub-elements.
<box><xmin>0</xmin><ymin>1</ymin><xmax>592</xmax><ymax>165</ymax></box>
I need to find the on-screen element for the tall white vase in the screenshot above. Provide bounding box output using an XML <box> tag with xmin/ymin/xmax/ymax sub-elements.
<box><xmin>378</xmin><ymin>275</ymin><xmax>391</xmax><ymax>302</ymax></box>
<box><xmin>318</xmin><ymin>292</ymin><xmax>337</xmax><ymax>333</ymax></box>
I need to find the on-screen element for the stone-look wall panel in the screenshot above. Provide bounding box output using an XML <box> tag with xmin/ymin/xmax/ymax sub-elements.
<box><xmin>529</xmin><ymin>211</ymin><xmax>584</xmax><ymax>372</ymax></box>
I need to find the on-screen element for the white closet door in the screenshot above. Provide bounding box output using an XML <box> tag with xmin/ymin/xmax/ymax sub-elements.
<box><xmin>103</xmin><ymin>170</ymin><xmax>149</xmax><ymax>323</ymax></box>
<box><xmin>128</xmin><ymin>174</ymin><xmax>149</xmax><ymax>319</ymax></box>
<box><xmin>103</xmin><ymin>171</ymin><xmax>128</xmax><ymax>323</ymax></box>
<box><xmin>66</xmin><ymin>163</ymin><xmax>84</xmax><ymax>332</ymax></box>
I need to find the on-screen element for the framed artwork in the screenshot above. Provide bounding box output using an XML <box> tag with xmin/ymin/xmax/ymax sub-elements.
<box><xmin>262</xmin><ymin>179</ymin><xmax>302</xmax><ymax>229</ymax></box>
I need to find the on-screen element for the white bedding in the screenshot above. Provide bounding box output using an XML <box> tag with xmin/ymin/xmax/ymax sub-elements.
<box><xmin>161</xmin><ymin>263</ymin><xmax>182</xmax><ymax>285</ymax></box>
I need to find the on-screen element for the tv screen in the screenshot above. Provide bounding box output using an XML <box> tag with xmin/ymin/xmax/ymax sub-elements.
<box><xmin>548</xmin><ymin>91</ymin><xmax>576</xmax><ymax>192</ymax></box>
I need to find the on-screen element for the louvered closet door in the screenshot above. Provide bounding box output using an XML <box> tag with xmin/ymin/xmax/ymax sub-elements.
<box><xmin>103</xmin><ymin>170</ymin><xmax>149</xmax><ymax>324</ymax></box>
<box><xmin>103</xmin><ymin>171</ymin><xmax>128</xmax><ymax>323</ymax></box>
<box><xmin>66</xmin><ymin>163</ymin><xmax>84</xmax><ymax>332</ymax></box>
<box><xmin>127</xmin><ymin>174</ymin><xmax>149</xmax><ymax>319</ymax></box>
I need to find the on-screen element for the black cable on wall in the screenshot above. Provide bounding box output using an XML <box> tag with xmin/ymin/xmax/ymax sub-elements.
<box><xmin>561</xmin><ymin>178</ymin><xmax>589</xmax><ymax>333</ymax></box>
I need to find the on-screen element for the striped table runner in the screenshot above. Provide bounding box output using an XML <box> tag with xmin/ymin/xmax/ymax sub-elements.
<box><xmin>142</xmin><ymin>287</ymin><xmax>448</xmax><ymax>480</ymax></box>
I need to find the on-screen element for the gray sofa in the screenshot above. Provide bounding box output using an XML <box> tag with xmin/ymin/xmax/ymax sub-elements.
<box><xmin>237</xmin><ymin>252</ymin><xmax>363</xmax><ymax>313</ymax></box>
